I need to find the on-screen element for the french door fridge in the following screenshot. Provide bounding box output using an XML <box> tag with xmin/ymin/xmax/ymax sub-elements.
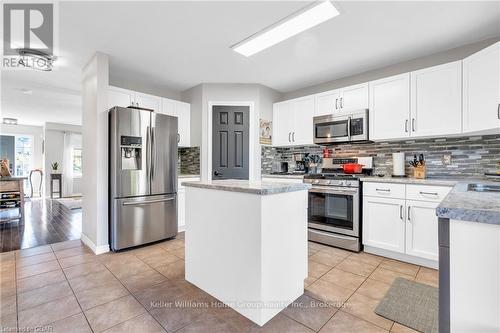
<box><xmin>109</xmin><ymin>106</ymin><xmax>178</xmax><ymax>251</ymax></box>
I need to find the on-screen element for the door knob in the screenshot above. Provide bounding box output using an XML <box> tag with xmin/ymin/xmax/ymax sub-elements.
<box><xmin>214</xmin><ymin>171</ymin><xmax>220</xmax><ymax>176</ymax></box>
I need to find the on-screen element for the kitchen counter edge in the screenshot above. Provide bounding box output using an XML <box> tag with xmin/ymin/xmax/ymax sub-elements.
<box><xmin>181</xmin><ymin>180</ymin><xmax>311</xmax><ymax>195</ymax></box>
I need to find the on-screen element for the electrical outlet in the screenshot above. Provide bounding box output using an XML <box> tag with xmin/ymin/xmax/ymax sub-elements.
<box><xmin>442</xmin><ymin>154</ymin><xmax>452</xmax><ymax>165</ymax></box>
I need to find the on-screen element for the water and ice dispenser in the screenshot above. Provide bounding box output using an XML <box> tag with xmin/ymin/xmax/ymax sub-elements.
<box><xmin>120</xmin><ymin>136</ymin><xmax>142</xmax><ymax>170</ymax></box>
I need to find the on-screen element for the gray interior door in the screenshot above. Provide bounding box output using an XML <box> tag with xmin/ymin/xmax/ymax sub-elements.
<box><xmin>212</xmin><ymin>105</ymin><xmax>249</xmax><ymax>180</ymax></box>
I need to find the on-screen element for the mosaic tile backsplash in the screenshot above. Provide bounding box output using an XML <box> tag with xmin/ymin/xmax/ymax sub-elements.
<box><xmin>262</xmin><ymin>135</ymin><xmax>500</xmax><ymax>178</ymax></box>
<box><xmin>178</xmin><ymin>147</ymin><xmax>200</xmax><ymax>175</ymax></box>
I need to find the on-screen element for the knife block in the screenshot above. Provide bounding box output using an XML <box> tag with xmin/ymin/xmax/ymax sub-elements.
<box><xmin>413</xmin><ymin>165</ymin><xmax>426</xmax><ymax>179</ymax></box>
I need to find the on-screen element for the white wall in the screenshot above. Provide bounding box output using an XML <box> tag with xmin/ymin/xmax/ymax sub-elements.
<box><xmin>81</xmin><ymin>52</ymin><xmax>110</xmax><ymax>254</ymax></box>
<box><xmin>43</xmin><ymin>123</ymin><xmax>82</xmax><ymax>196</ymax></box>
<box><xmin>182</xmin><ymin>83</ymin><xmax>280</xmax><ymax>181</ymax></box>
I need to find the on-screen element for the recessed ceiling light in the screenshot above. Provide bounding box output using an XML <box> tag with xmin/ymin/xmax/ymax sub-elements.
<box><xmin>232</xmin><ymin>1</ymin><xmax>339</xmax><ymax>57</ymax></box>
<box><xmin>3</xmin><ymin>118</ymin><xmax>18</xmax><ymax>125</ymax></box>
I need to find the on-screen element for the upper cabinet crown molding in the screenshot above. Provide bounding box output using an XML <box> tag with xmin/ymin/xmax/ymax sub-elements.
<box><xmin>462</xmin><ymin>41</ymin><xmax>500</xmax><ymax>133</ymax></box>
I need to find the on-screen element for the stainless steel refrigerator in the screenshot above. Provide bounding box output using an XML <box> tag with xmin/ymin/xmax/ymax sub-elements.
<box><xmin>109</xmin><ymin>106</ymin><xmax>178</xmax><ymax>251</ymax></box>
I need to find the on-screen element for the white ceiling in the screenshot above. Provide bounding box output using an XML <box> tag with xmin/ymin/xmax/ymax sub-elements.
<box><xmin>2</xmin><ymin>1</ymin><xmax>499</xmax><ymax>126</ymax></box>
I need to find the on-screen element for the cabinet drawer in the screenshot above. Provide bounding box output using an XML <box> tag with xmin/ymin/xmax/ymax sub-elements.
<box><xmin>363</xmin><ymin>182</ymin><xmax>405</xmax><ymax>199</ymax></box>
<box><xmin>406</xmin><ymin>185</ymin><xmax>452</xmax><ymax>202</ymax></box>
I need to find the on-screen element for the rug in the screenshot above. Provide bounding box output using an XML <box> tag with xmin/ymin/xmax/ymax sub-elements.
<box><xmin>55</xmin><ymin>197</ymin><xmax>82</xmax><ymax>210</ymax></box>
<box><xmin>375</xmin><ymin>277</ymin><xmax>438</xmax><ymax>333</ymax></box>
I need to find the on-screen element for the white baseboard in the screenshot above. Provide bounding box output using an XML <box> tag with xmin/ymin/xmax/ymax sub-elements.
<box><xmin>364</xmin><ymin>245</ymin><xmax>438</xmax><ymax>269</ymax></box>
<box><xmin>80</xmin><ymin>233</ymin><xmax>110</xmax><ymax>255</ymax></box>
<box><xmin>178</xmin><ymin>224</ymin><xmax>186</xmax><ymax>233</ymax></box>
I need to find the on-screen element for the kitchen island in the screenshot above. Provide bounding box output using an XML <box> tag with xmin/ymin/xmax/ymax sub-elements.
<box><xmin>182</xmin><ymin>179</ymin><xmax>311</xmax><ymax>326</ymax></box>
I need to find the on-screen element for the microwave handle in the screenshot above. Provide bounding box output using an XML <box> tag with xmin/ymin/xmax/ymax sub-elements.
<box><xmin>347</xmin><ymin>116</ymin><xmax>352</xmax><ymax>140</ymax></box>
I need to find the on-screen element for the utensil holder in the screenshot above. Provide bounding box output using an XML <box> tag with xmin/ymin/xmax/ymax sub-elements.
<box><xmin>413</xmin><ymin>165</ymin><xmax>426</xmax><ymax>179</ymax></box>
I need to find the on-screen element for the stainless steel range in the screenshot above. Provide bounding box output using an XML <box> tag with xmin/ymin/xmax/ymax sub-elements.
<box><xmin>303</xmin><ymin>157</ymin><xmax>373</xmax><ymax>252</ymax></box>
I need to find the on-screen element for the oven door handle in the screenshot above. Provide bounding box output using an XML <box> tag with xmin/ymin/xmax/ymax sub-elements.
<box><xmin>308</xmin><ymin>187</ymin><xmax>358</xmax><ymax>195</ymax></box>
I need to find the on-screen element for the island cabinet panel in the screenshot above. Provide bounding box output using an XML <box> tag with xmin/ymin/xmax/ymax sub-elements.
<box><xmin>184</xmin><ymin>186</ymin><xmax>308</xmax><ymax>326</ymax></box>
<box><xmin>462</xmin><ymin>41</ymin><xmax>500</xmax><ymax>133</ymax></box>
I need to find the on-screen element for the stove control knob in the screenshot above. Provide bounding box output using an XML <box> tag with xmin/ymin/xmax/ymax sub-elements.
<box><xmin>313</xmin><ymin>180</ymin><xmax>320</xmax><ymax>184</ymax></box>
<box><xmin>326</xmin><ymin>180</ymin><xmax>332</xmax><ymax>185</ymax></box>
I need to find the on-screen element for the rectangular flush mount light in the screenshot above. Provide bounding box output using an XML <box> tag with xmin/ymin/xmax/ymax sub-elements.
<box><xmin>232</xmin><ymin>1</ymin><xmax>339</xmax><ymax>57</ymax></box>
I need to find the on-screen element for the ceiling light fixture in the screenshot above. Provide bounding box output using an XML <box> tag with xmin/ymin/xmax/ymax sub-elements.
<box><xmin>17</xmin><ymin>49</ymin><xmax>57</xmax><ymax>71</ymax></box>
<box><xmin>232</xmin><ymin>1</ymin><xmax>339</xmax><ymax>57</ymax></box>
<box><xmin>3</xmin><ymin>118</ymin><xmax>18</xmax><ymax>125</ymax></box>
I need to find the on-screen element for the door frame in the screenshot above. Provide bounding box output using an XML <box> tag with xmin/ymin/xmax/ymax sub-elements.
<box><xmin>207</xmin><ymin>101</ymin><xmax>255</xmax><ymax>181</ymax></box>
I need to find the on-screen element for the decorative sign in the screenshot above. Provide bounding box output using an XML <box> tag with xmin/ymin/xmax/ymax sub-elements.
<box><xmin>259</xmin><ymin>119</ymin><xmax>272</xmax><ymax>145</ymax></box>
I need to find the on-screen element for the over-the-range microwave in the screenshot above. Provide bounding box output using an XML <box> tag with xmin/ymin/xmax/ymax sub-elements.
<box><xmin>313</xmin><ymin>109</ymin><xmax>369</xmax><ymax>144</ymax></box>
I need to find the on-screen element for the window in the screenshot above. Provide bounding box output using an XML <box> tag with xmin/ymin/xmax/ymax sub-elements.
<box><xmin>72</xmin><ymin>148</ymin><xmax>82</xmax><ymax>177</ymax></box>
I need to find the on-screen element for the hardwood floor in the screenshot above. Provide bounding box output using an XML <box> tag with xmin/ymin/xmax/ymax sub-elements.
<box><xmin>0</xmin><ymin>198</ymin><xmax>81</xmax><ymax>252</ymax></box>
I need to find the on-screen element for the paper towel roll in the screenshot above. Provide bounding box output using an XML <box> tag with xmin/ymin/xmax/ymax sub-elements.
<box><xmin>393</xmin><ymin>152</ymin><xmax>406</xmax><ymax>176</ymax></box>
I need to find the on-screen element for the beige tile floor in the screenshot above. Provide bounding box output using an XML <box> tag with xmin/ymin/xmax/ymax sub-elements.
<box><xmin>0</xmin><ymin>234</ymin><xmax>438</xmax><ymax>332</ymax></box>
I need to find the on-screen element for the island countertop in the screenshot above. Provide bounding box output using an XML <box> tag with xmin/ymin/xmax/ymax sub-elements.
<box><xmin>436</xmin><ymin>182</ymin><xmax>500</xmax><ymax>224</ymax></box>
<box><xmin>182</xmin><ymin>179</ymin><xmax>311</xmax><ymax>195</ymax></box>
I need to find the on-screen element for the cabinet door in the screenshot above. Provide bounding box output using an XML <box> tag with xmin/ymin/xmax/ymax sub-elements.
<box><xmin>108</xmin><ymin>86</ymin><xmax>134</xmax><ymax>109</ymax></box>
<box><xmin>315</xmin><ymin>90</ymin><xmax>340</xmax><ymax>116</ymax></box>
<box><xmin>410</xmin><ymin>61</ymin><xmax>462</xmax><ymax>137</ymax></box>
<box><xmin>363</xmin><ymin>196</ymin><xmax>406</xmax><ymax>253</ymax></box>
<box><xmin>174</xmin><ymin>101</ymin><xmax>191</xmax><ymax>147</ymax></box>
<box><xmin>369</xmin><ymin>73</ymin><xmax>410</xmax><ymax>140</ymax></box>
<box><xmin>339</xmin><ymin>83</ymin><xmax>369</xmax><ymax>112</ymax></box>
<box><xmin>463</xmin><ymin>42</ymin><xmax>500</xmax><ymax>133</ymax></box>
<box><xmin>161</xmin><ymin>98</ymin><xmax>176</xmax><ymax>116</ymax></box>
<box><xmin>177</xmin><ymin>188</ymin><xmax>186</xmax><ymax>230</ymax></box>
<box><xmin>292</xmin><ymin>97</ymin><xmax>315</xmax><ymax>145</ymax></box>
<box><xmin>405</xmin><ymin>200</ymin><xmax>438</xmax><ymax>261</ymax></box>
<box><xmin>135</xmin><ymin>92</ymin><xmax>161</xmax><ymax>112</ymax></box>
<box><xmin>272</xmin><ymin>102</ymin><xmax>294</xmax><ymax>146</ymax></box>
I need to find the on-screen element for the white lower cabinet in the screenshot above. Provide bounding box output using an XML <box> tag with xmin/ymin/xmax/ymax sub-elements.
<box><xmin>363</xmin><ymin>196</ymin><xmax>406</xmax><ymax>253</ymax></box>
<box><xmin>405</xmin><ymin>200</ymin><xmax>439</xmax><ymax>261</ymax></box>
<box><xmin>363</xmin><ymin>182</ymin><xmax>450</xmax><ymax>267</ymax></box>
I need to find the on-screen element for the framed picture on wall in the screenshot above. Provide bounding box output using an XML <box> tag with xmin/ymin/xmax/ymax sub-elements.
<box><xmin>259</xmin><ymin>119</ymin><xmax>272</xmax><ymax>145</ymax></box>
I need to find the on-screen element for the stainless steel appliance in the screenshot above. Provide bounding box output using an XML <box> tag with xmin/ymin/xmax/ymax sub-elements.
<box><xmin>313</xmin><ymin>109</ymin><xmax>369</xmax><ymax>145</ymax></box>
<box><xmin>109</xmin><ymin>106</ymin><xmax>178</xmax><ymax>251</ymax></box>
<box><xmin>271</xmin><ymin>161</ymin><xmax>288</xmax><ymax>174</ymax></box>
<box><xmin>304</xmin><ymin>157</ymin><xmax>373</xmax><ymax>252</ymax></box>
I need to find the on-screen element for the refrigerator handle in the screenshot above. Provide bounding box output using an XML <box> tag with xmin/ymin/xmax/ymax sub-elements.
<box><xmin>151</xmin><ymin>126</ymin><xmax>156</xmax><ymax>182</ymax></box>
<box><xmin>146</xmin><ymin>125</ymin><xmax>151</xmax><ymax>184</ymax></box>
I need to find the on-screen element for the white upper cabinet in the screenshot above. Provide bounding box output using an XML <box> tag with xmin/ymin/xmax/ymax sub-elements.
<box><xmin>273</xmin><ymin>97</ymin><xmax>314</xmax><ymax>146</ymax></box>
<box><xmin>135</xmin><ymin>92</ymin><xmax>161</xmax><ymax>112</ymax></box>
<box><xmin>410</xmin><ymin>61</ymin><xmax>462</xmax><ymax>137</ymax></box>
<box><xmin>161</xmin><ymin>98</ymin><xmax>191</xmax><ymax>147</ymax></box>
<box><xmin>314</xmin><ymin>83</ymin><xmax>368</xmax><ymax>116</ymax></box>
<box><xmin>292</xmin><ymin>97</ymin><xmax>315</xmax><ymax>145</ymax></box>
<box><xmin>314</xmin><ymin>90</ymin><xmax>340</xmax><ymax>116</ymax></box>
<box><xmin>273</xmin><ymin>102</ymin><xmax>294</xmax><ymax>146</ymax></box>
<box><xmin>108</xmin><ymin>86</ymin><xmax>134</xmax><ymax>109</ymax></box>
<box><xmin>339</xmin><ymin>83</ymin><xmax>369</xmax><ymax>112</ymax></box>
<box><xmin>369</xmin><ymin>73</ymin><xmax>411</xmax><ymax>140</ymax></box>
<box><xmin>463</xmin><ymin>42</ymin><xmax>500</xmax><ymax>133</ymax></box>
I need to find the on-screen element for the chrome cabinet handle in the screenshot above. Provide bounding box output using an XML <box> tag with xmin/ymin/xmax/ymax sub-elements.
<box><xmin>400</xmin><ymin>205</ymin><xmax>403</xmax><ymax>220</ymax></box>
<box><xmin>405</xmin><ymin>119</ymin><xmax>408</xmax><ymax>133</ymax></box>
<box><xmin>375</xmin><ymin>188</ymin><xmax>390</xmax><ymax>192</ymax></box>
<box><xmin>177</xmin><ymin>133</ymin><xmax>180</xmax><ymax>143</ymax></box>
<box><xmin>288</xmin><ymin>132</ymin><xmax>291</xmax><ymax>142</ymax></box>
<box><xmin>412</xmin><ymin>118</ymin><xmax>416</xmax><ymax>132</ymax></box>
<box><xmin>347</xmin><ymin>117</ymin><xmax>352</xmax><ymax>140</ymax></box>
<box><xmin>292</xmin><ymin>132</ymin><xmax>295</xmax><ymax>142</ymax></box>
<box><xmin>497</xmin><ymin>104</ymin><xmax>500</xmax><ymax>120</ymax></box>
<box><xmin>335</xmin><ymin>98</ymin><xmax>338</xmax><ymax>110</ymax></box>
<box><xmin>340</xmin><ymin>97</ymin><xmax>343</xmax><ymax>109</ymax></box>
<box><xmin>420</xmin><ymin>191</ymin><xmax>438</xmax><ymax>196</ymax></box>
<box><xmin>408</xmin><ymin>206</ymin><xmax>411</xmax><ymax>222</ymax></box>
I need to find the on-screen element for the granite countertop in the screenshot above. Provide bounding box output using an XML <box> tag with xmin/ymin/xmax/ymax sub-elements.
<box><xmin>179</xmin><ymin>174</ymin><xmax>200</xmax><ymax>179</ymax></box>
<box><xmin>437</xmin><ymin>182</ymin><xmax>500</xmax><ymax>224</ymax></box>
<box><xmin>360</xmin><ymin>176</ymin><xmax>466</xmax><ymax>187</ymax></box>
<box><xmin>182</xmin><ymin>179</ymin><xmax>311</xmax><ymax>195</ymax></box>
<box><xmin>261</xmin><ymin>173</ymin><xmax>306</xmax><ymax>179</ymax></box>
